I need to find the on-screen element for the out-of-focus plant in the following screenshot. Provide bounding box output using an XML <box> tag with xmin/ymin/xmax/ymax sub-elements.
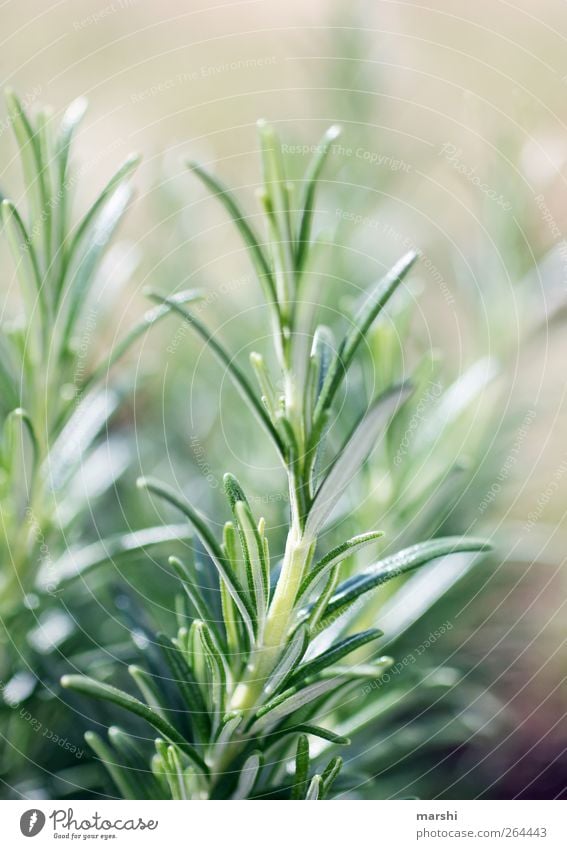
<box><xmin>0</xmin><ymin>91</ymin><xmax>204</xmax><ymax>612</ymax></box>
<box><xmin>62</xmin><ymin>122</ymin><xmax>489</xmax><ymax>800</ymax></box>
<box><xmin>0</xmin><ymin>92</ymin><xmax>198</xmax><ymax>796</ymax></box>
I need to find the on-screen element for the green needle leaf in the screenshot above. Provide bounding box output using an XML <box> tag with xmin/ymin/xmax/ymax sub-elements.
<box><xmin>1</xmin><ymin>199</ymin><xmax>45</xmax><ymax>315</ymax></box>
<box><xmin>137</xmin><ymin>476</ymin><xmax>256</xmax><ymax>643</ymax></box>
<box><xmin>79</xmin><ymin>289</ymin><xmax>203</xmax><ymax>395</ymax></box>
<box><xmin>289</xmin><ymin>629</ymin><xmax>383</xmax><ymax>687</ymax></box>
<box><xmin>187</xmin><ymin>160</ymin><xmax>277</xmax><ymax>305</ymax></box>
<box><xmin>323</xmin><ymin>537</ymin><xmax>492</xmax><ymax>622</ymax></box>
<box><xmin>169</xmin><ymin>556</ymin><xmax>226</xmax><ymax>654</ymax></box>
<box><xmin>320</xmin><ymin>756</ymin><xmax>343</xmax><ymax>798</ymax></box>
<box><xmin>312</xmin><ymin>250</ymin><xmax>419</xmax><ymax>428</ymax></box>
<box><xmin>305</xmin><ymin>384</ymin><xmax>411</xmax><ymax>537</ymax></box>
<box><xmin>39</xmin><ymin>523</ymin><xmax>192</xmax><ymax>592</ymax></box>
<box><xmin>292</xmin><ymin>734</ymin><xmax>310</xmax><ymax>799</ymax></box>
<box><xmin>233</xmin><ymin>751</ymin><xmax>262</xmax><ymax>799</ymax></box>
<box><xmin>250</xmin><ymin>678</ymin><xmax>341</xmax><ymax>732</ymax></box>
<box><xmin>155</xmin><ymin>632</ymin><xmax>210</xmax><ymax>743</ymax></box>
<box><xmin>296</xmin><ymin>125</ymin><xmax>341</xmax><ymax>272</ymax></box>
<box><xmin>0</xmin><ymin>337</ymin><xmax>19</xmax><ymax>411</ymax></box>
<box><xmin>224</xmin><ymin>473</ymin><xmax>269</xmax><ymax>633</ymax></box>
<box><xmin>3</xmin><ymin>408</ymin><xmax>38</xmax><ymax>476</ymax></box>
<box><xmin>305</xmin><ymin>774</ymin><xmax>322</xmax><ymax>800</ymax></box>
<box><xmin>5</xmin><ymin>89</ymin><xmax>48</xmax><ymax>250</ymax></box>
<box><xmin>145</xmin><ymin>292</ymin><xmax>286</xmax><ymax>459</ymax></box>
<box><xmin>297</xmin><ymin>530</ymin><xmax>385</xmax><ymax>602</ymax></box>
<box><xmin>263</xmin><ymin>624</ymin><xmax>309</xmax><ymax>698</ymax></box>
<box><xmin>128</xmin><ymin>665</ymin><xmax>170</xmax><ymax>722</ymax></box>
<box><xmin>65</xmin><ymin>152</ymin><xmax>141</xmax><ymax>270</ymax></box>
<box><xmin>61</xmin><ymin>675</ymin><xmax>209</xmax><ymax>773</ymax></box>
<box><xmin>85</xmin><ymin>731</ymin><xmax>139</xmax><ymax>800</ymax></box>
<box><xmin>56</xmin><ymin>97</ymin><xmax>88</xmax><ymax>177</ymax></box>
<box><xmin>61</xmin><ymin>182</ymin><xmax>132</xmax><ymax>344</ymax></box>
<box><xmin>196</xmin><ymin>620</ymin><xmax>229</xmax><ymax>732</ymax></box>
<box><xmin>273</xmin><ymin>724</ymin><xmax>350</xmax><ymax>746</ymax></box>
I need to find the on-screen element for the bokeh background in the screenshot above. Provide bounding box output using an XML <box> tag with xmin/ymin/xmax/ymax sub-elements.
<box><xmin>1</xmin><ymin>0</ymin><xmax>566</xmax><ymax>799</ymax></box>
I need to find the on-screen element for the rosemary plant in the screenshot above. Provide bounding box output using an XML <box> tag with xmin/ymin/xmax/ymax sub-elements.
<box><xmin>62</xmin><ymin>122</ymin><xmax>489</xmax><ymax>800</ymax></box>
<box><xmin>0</xmin><ymin>92</ymin><xmax>197</xmax><ymax>794</ymax></box>
<box><xmin>0</xmin><ymin>91</ymin><xmax>200</xmax><ymax>616</ymax></box>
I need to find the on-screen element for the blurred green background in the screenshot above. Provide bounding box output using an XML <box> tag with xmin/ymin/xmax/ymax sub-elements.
<box><xmin>1</xmin><ymin>0</ymin><xmax>566</xmax><ymax>799</ymax></box>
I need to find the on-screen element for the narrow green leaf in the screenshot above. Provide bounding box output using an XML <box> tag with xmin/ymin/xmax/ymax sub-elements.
<box><xmin>146</xmin><ymin>292</ymin><xmax>285</xmax><ymax>459</ymax></box>
<box><xmin>61</xmin><ymin>183</ymin><xmax>131</xmax><ymax>343</ymax></box>
<box><xmin>35</xmin><ymin>108</ymin><xmax>53</xmax><ymax>267</ymax></box>
<box><xmin>166</xmin><ymin>744</ymin><xmax>190</xmax><ymax>800</ymax></box>
<box><xmin>220</xmin><ymin>573</ymin><xmax>240</xmax><ymax>660</ymax></box>
<box><xmin>187</xmin><ymin>160</ymin><xmax>276</xmax><ymax>304</ymax></box>
<box><xmin>257</xmin><ymin>121</ymin><xmax>293</xmax><ymax>244</ymax></box>
<box><xmin>308</xmin><ymin>325</ymin><xmax>336</xmax><ymax>410</ymax></box>
<box><xmin>317</xmin><ymin>658</ymin><xmax>394</xmax><ymax>680</ymax></box>
<box><xmin>56</xmin><ymin>96</ymin><xmax>88</xmax><ymax>178</ymax></box>
<box><xmin>215</xmin><ymin>712</ymin><xmax>243</xmax><ymax>749</ymax></box>
<box><xmin>1</xmin><ymin>199</ymin><xmax>45</xmax><ymax>315</ymax></box>
<box><xmin>305</xmin><ymin>774</ymin><xmax>321</xmax><ymax>800</ymax></box>
<box><xmin>196</xmin><ymin>620</ymin><xmax>228</xmax><ymax>732</ymax></box>
<box><xmin>155</xmin><ymin>632</ymin><xmax>210</xmax><ymax>743</ymax></box>
<box><xmin>221</xmin><ymin>521</ymin><xmax>245</xmax><ymax>655</ymax></box>
<box><xmin>5</xmin><ymin>89</ymin><xmax>41</xmax><ymax>197</ymax></box>
<box><xmin>128</xmin><ymin>665</ymin><xmax>169</xmax><ymax>722</ymax></box>
<box><xmin>150</xmin><ymin>750</ymin><xmax>170</xmax><ymax>797</ymax></box>
<box><xmin>305</xmin><ymin>385</ymin><xmax>411</xmax><ymax>537</ymax></box>
<box><xmin>169</xmin><ymin>556</ymin><xmax>226</xmax><ymax>655</ymax></box>
<box><xmin>39</xmin><ymin>522</ymin><xmax>191</xmax><ymax>592</ymax></box>
<box><xmin>79</xmin><ymin>289</ymin><xmax>203</xmax><ymax>395</ymax></box>
<box><xmin>289</xmin><ymin>629</ymin><xmax>383</xmax><ymax>687</ymax></box>
<box><xmin>224</xmin><ymin>473</ymin><xmax>269</xmax><ymax>634</ymax></box>
<box><xmin>273</xmin><ymin>724</ymin><xmax>349</xmax><ymax>746</ymax></box>
<box><xmin>0</xmin><ymin>335</ymin><xmax>19</xmax><ymax>411</ymax></box>
<box><xmin>312</xmin><ymin>250</ymin><xmax>418</xmax><ymax>426</ymax></box>
<box><xmin>224</xmin><ymin>473</ymin><xmax>265</xmax><ymax>616</ymax></box>
<box><xmin>137</xmin><ymin>476</ymin><xmax>256</xmax><ymax>643</ymax></box>
<box><xmin>298</xmin><ymin>531</ymin><xmax>384</xmax><ymax>602</ymax></box>
<box><xmin>263</xmin><ymin>624</ymin><xmax>309</xmax><ymax>698</ymax></box>
<box><xmin>320</xmin><ymin>756</ymin><xmax>342</xmax><ymax>798</ymax></box>
<box><xmin>233</xmin><ymin>751</ymin><xmax>262</xmax><ymax>799</ymax></box>
<box><xmin>307</xmin><ymin>564</ymin><xmax>340</xmax><ymax>632</ymax></box>
<box><xmin>54</xmin><ymin>98</ymin><xmax>88</xmax><ymax>279</ymax></box>
<box><xmin>107</xmin><ymin>727</ymin><xmax>165</xmax><ymax>799</ymax></box>
<box><xmin>3</xmin><ymin>408</ymin><xmax>38</xmax><ymax>476</ymax></box>
<box><xmin>155</xmin><ymin>738</ymin><xmax>192</xmax><ymax>800</ymax></box>
<box><xmin>235</xmin><ymin>501</ymin><xmax>269</xmax><ymax>633</ymax></box>
<box><xmin>84</xmin><ymin>731</ymin><xmax>137</xmax><ymax>800</ymax></box>
<box><xmin>222</xmin><ymin>520</ymin><xmax>240</xmax><ymax>575</ymax></box>
<box><xmin>257</xmin><ymin>121</ymin><xmax>295</xmax><ymax>309</ymax></box>
<box><xmin>292</xmin><ymin>734</ymin><xmax>310</xmax><ymax>799</ymax></box>
<box><xmin>61</xmin><ymin>674</ymin><xmax>209</xmax><ymax>773</ymax></box>
<box><xmin>250</xmin><ymin>678</ymin><xmax>341</xmax><ymax>732</ymax></box>
<box><xmin>296</xmin><ymin>125</ymin><xmax>341</xmax><ymax>272</ymax></box>
<box><xmin>5</xmin><ymin>89</ymin><xmax>48</xmax><ymax>250</ymax></box>
<box><xmin>65</xmin><ymin>153</ymin><xmax>141</xmax><ymax>269</ymax></box>
<box><xmin>250</xmin><ymin>351</ymin><xmax>277</xmax><ymax>416</ymax></box>
<box><xmin>324</xmin><ymin>537</ymin><xmax>492</xmax><ymax>622</ymax></box>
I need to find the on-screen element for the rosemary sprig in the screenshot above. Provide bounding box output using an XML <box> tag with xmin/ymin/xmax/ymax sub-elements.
<box><xmin>63</xmin><ymin>121</ymin><xmax>491</xmax><ymax>800</ymax></box>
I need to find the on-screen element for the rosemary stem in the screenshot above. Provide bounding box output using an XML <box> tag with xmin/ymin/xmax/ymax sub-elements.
<box><xmin>230</xmin><ymin>524</ymin><xmax>313</xmax><ymax>712</ymax></box>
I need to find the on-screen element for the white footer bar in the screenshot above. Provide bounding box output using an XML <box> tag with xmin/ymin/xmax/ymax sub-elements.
<box><xmin>4</xmin><ymin>799</ymin><xmax>566</xmax><ymax>848</ymax></box>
